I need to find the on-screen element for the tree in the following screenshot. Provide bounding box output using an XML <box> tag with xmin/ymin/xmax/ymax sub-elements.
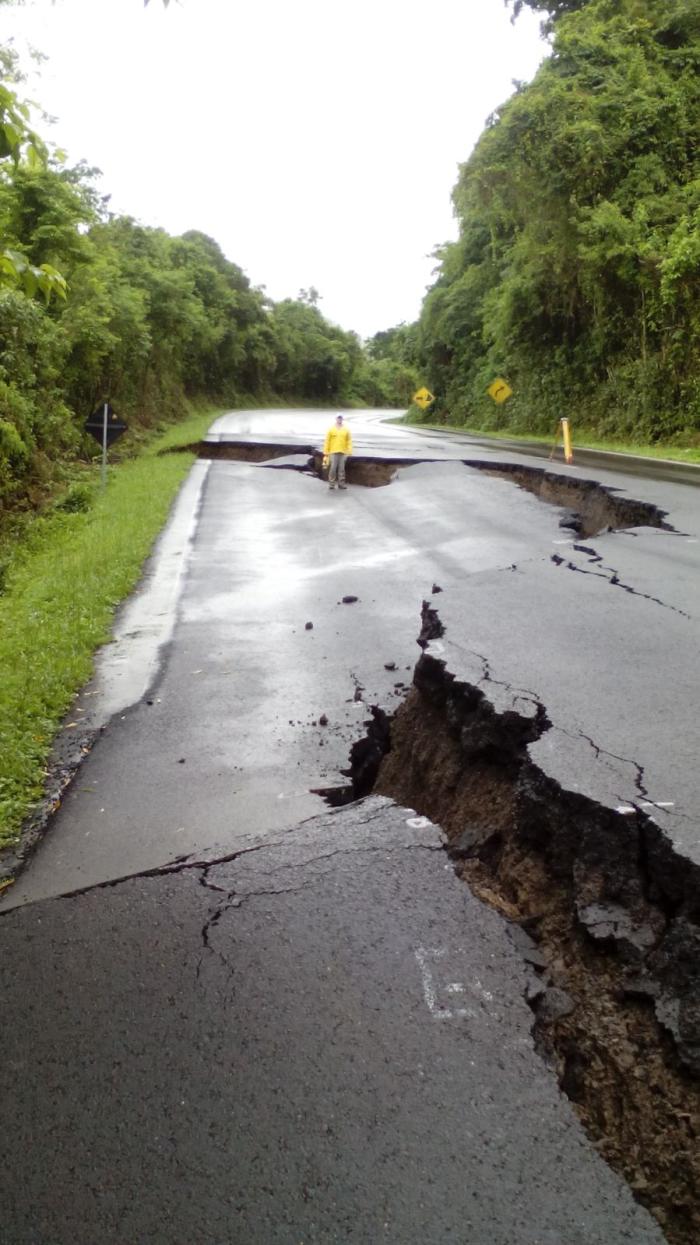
<box><xmin>0</xmin><ymin>48</ymin><xmax>67</xmax><ymax>301</ymax></box>
<box><xmin>415</xmin><ymin>0</ymin><xmax>700</xmax><ymax>439</ymax></box>
<box><xmin>0</xmin><ymin>5</ymin><xmax>415</xmax><ymax>515</ymax></box>
<box><xmin>297</xmin><ymin>286</ymin><xmax>322</xmax><ymax>307</ymax></box>
<box><xmin>507</xmin><ymin>0</ymin><xmax>589</xmax><ymax>22</ymax></box>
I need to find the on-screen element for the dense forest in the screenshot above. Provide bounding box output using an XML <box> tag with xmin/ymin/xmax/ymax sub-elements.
<box><xmin>0</xmin><ymin>40</ymin><xmax>416</xmax><ymax>514</ymax></box>
<box><xmin>391</xmin><ymin>0</ymin><xmax>700</xmax><ymax>443</ymax></box>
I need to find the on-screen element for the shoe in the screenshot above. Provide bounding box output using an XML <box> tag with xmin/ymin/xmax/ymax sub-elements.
<box><xmin>339</xmin><ymin>484</ymin><xmax>347</xmax><ymax>490</ymax></box>
<box><xmin>328</xmin><ymin>483</ymin><xmax>335</xmax><ymax>490</ymax></box>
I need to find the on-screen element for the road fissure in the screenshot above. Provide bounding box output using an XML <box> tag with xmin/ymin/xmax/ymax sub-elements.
<box><xmin>551</xmin><ymin>549</ymin><xmax>691</xmax><ymax>618</ymax></box>
<box><xmin>178</xmin><ymin>440</ymin><xmax>676</xmax><ymax>537</ymax></box>
<box><xmin>327</xmin><ymin>602</ymin><xmax>700</xmax><ymax>1245</ymax></box>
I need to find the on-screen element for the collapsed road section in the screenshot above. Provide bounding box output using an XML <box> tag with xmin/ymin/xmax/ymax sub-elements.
<box><xmin>1</xmin><ymin>424</ymin><xmax>696</xmax><ymax>1240</ymax></box>
<box><xmin>0</xmin><ymin>800</ymin><xmax>667</xmax><ymax>1245</ymax></box>
<box><xmin>175</xmin><ymin>437</ymin><xmax>675</xmax><ymax>536</ymax></box>
<box><xmin>0</xmin><ymin>445</ymin><xmax>682</xmax><ymax>901</ymax></box>
<box><xmin>329</xmin><ymin>601</ymin><xmax>699</xmax><ymax>1245</ymax></box>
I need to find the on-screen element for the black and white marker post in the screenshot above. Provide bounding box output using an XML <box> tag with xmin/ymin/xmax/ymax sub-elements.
<box><xmin>84</xmin><ymin>402</ymin><xmax>128</xmax><ymax>487</ymax></box>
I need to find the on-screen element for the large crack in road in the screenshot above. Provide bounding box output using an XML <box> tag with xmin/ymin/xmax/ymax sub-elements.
<box><xmin>2</xmin><ymin>437</ymin><xmax>696</xmax><ymax>1242</ymax></box>
<box><xmin>5</xmin><ymin>447</ymin><xmax>671</xmax><ymax>893</ymax></box>
<box><xmin>329</xmin><ymin>601</ymin><xmax>699</xmax><ymax>1245</ymax></box>
<box><xmin>551</xmin><ymin>545</ymin><xmax>691</xmax><ymax>618</ymax></box>
<box><xmin>2</xmin><ymin>799</ymin><xmax>667</xmax><ymax>1245</ymax></box>
<box><xmin>174</xmin><ymin>439</ymin><xmax>676</xmax><ymax>537</ymax></box>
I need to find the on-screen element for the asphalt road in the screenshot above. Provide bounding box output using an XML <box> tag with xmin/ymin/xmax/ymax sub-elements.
<box><xmin>5</xmin><ymin>408</ymin><xmax>697</xmax><ymax>903</ymax></box>
<box><xmin>2</xmin><ymin>406</ymin><xmax>697</xmax><ymax>1243</ymax></box>
<box><xmin>1</xmin><ymin>439</ymin><xmax>572</xmax><ymax>901</ymax></box>
<box><xmin>1</xmin><ymin>800</ymin><xmax>665</xmax><ymax>1244</ymax></box>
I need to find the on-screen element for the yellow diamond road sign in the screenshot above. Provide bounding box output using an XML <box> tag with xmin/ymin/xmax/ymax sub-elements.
<box><xmin>487</xmin><ymin>378</ymin><xmax>513</xmax><ymax>404</ymax></box>
<box><xmin>413</xmin><ymin>386</ymin><xmax>435</xmax><ymax>410</ymax></box>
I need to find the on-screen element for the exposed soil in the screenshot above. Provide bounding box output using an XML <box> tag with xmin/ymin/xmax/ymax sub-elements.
<box><xmin>467</xmin><ymin>461</ymin><xmax>673</xmax><ymax>539</ymax></box>
<box><xmin>309</xmin><ymin>452</ymin><xmax>419</xmax><ymax>487</ymax></box>
<box><xmin>336</xmin><ymin>458</ymin><xmax>406</xmax><ymax>487</ymax></box>
<box><xmin>364</xmin><ymin>669</ymin><xmax>700</xmax><ymax>1245</ymax></box>
<box><xmin>181</xmin><ymin>439</ymin><xmax>673</xmax><ymax>534</ymax></box>
<box><xmin>170</xmin><ymin>442</ymin><xmax>424</xmax><ymax>486</ymax></box>
<box><xmin>178</xmin><ymin>440</ymin><xmax>317</xmax><ymax>462</ymax></box>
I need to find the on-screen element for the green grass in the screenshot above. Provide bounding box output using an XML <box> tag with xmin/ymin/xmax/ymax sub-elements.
<box><xmin>394</xmin><ymin>412</ymin><xmax>700</xmax><ymax>463</ymax></box>
<box><xmin>0</xmin><ymin>410</ymin><xmax>218</xmax><ymax>854</ymax></box>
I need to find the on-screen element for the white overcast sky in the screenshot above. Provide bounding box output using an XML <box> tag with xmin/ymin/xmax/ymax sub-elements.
<box><xmin>2</xmin><ymin>0</ymin><xmax>548</xmax><ymax>337</ymax></box>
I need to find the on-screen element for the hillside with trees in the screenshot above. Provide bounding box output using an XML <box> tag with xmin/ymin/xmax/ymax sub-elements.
<box><xmin>405</xmin><ymin>0</ymin><xmax>700</xmax><ymax>443</ymax></box>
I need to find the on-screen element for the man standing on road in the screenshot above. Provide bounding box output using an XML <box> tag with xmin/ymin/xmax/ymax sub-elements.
<box><xmin>323</xmin><ymin>414</ymin><xmax>352</xmax><ymax>490</ymax></box>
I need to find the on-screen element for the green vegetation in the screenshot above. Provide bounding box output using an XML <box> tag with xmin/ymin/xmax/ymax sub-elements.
<box><xmin>2</xmin><ymin>0</ymin><xmax>698</xmax><ymax>849</ymax></box>
<box><xmin>0</xmin><ymin>43</ymin><xmax>414</xmax><ymax>523</ymax></box>
<box><xmin>0</xmin><ymin>24</ymin><xmax>417</xmax><ymax>854</ymax></box>
<box><xmin>0</xmin><ymin>415</ymin><xmax>217</xmax><ymax>850</ymax></box>
<box><xmin>381</xmin><ymin>0</ymin><xmax>700</xmax><ymax>448</ymax></box>
<box><xmin>396</xmin><ymin>410</ymin><xmax>700</xmax><ymax>463</ymax></box>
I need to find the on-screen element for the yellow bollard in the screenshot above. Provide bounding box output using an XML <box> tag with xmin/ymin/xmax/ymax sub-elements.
<box><xmin>561</xmin><ymin>418</ymin><xmax>573</xmax><ymax>464</ymax></box>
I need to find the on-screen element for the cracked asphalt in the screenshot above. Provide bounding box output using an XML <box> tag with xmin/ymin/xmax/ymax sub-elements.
<box><xmin>0</xmin><ymin>800</ymin><xmax>665</xmax><ymax>1244</ymax></box>
<box><xmin>4</xmin><ymin>448</ymin><xmax>574</xmax><ymax>904</ymax></box>
<box><xmin>2</xmin><ymin>407</ymin><xmax>698</xmax><ymax>1243</ymax></box>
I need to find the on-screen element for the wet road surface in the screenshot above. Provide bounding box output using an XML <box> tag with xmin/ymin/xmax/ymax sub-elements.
<box><xmin>5</xmin><ymin>408</ymin><xmax>698</xmax><ymax>903</ymax></box>
<box><xmin>2</xmin><ymin>454</ymin><xmax>572</xmax><ymax>902</ymax></box>
<box><xmin>0</xmin><ymin>801</ymin><xmax>665</xmax><ymax>1244</ymax></box>
<box><xmin>2</xmin><ymin>407</ymin><xmax>698</xmax><ymax>1243</ymax></box>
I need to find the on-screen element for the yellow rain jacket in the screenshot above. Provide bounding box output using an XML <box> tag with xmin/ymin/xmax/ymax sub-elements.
<box><xmin>324</xmin><ymin>423</ymin><xmax>352</xmax><ymax>456</ymax></box>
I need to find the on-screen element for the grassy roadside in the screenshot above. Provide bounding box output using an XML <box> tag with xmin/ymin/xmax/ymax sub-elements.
<box><xmin>396</xmin><ymin>412</ymin><xmax>700</xmax><ymax>464</ymax></box>
<box><xmin>0</xmin><ymin>408</ymin><xmax>218</xmax><ymax>855</ymax></box>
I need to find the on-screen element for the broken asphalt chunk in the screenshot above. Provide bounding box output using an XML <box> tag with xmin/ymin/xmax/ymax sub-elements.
<box><xmin>535</xmin><ymin>987</ymin><xmax>577</xmax><ymax>1023</ymax></box>
<box><xmin>448</xmin><ymin>825</ymin><xmax>499</xmax><ymax>858</ymax></box>
<box><xmin>525</xmin><ymin>975</ymin><xmax>549</xmax><ymax>1005</ymax></box>
<box><xmin>506</xmin><ymin>922</ymin><xmax>550</xmax><ymax>970</ymax></box>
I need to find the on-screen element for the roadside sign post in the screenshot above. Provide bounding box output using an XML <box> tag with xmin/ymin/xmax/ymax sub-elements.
<box><xmin>561</xmin><ymin>417</ymin><xmax>573</xmax><ymax>464</ymax></box>
<box><xmin>413</xmin><ymin>386</ymin><xmax>435</xmax><ymax>411</ymax></box>
<box><xmin>84</xmin><ymin>402</ymin><xmax>128</xmax><ymax>488</ymax></box>
<box><xmin>487</xmin><ymin>378</ymin><xmax>513</xmax><ymax>404</ymax></box>
<box><xmin>549</xmin><ymin>418</ymin><xmax>574</xmax><ymax>465</ymax></box>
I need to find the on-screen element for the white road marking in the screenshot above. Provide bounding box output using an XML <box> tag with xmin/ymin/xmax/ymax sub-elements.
<box><xmin>414</xmin><ymin>947</ymin><xmax>479</xmax><ymax>1021</ymax></box>
<box><xmin>91</xmin><ymin>460</ymin><xmax>210</xmax><ymax>726</ymax></box>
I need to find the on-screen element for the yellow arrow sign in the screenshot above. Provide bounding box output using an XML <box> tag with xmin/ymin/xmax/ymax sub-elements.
<box><xmin>413</xmin><ymin>386</ymin><xmax>435</xmax><ymax>410</ymax></box>
<box><xmin>487</xmin><ymin>378</ymin><xmax>513</xmax><ymax>404</ymax></box>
